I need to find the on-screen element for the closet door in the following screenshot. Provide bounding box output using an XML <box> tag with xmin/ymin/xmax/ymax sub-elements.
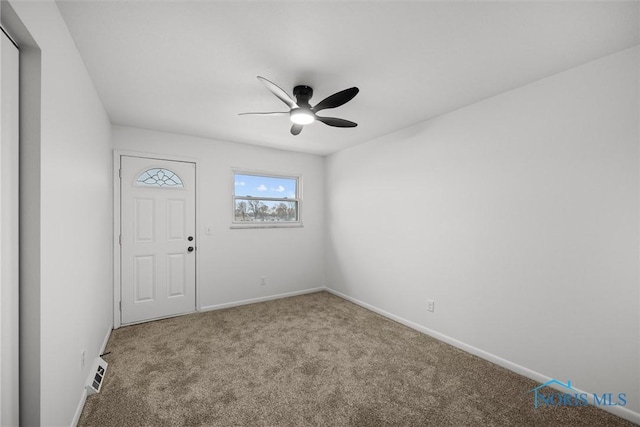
<box><xmin>0</xmin><ymin>29</ymin><xmax>20</xmax><ymax>427</ymax></box>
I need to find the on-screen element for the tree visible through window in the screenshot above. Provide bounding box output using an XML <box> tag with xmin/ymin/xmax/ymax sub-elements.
<box><xmin>233</xmin><ymin>172</ymin><xmax>300</xmax><ymax>224</ymax></box>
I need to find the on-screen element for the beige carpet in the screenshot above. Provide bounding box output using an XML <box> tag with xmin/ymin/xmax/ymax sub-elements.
<box><xmin>79</xmin><ymin>291</ymin><xmax>633</xmax><ymax>426</ymax></box>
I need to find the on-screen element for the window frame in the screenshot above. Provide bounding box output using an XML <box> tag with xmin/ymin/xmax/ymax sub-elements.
<box><xmin>231</xmin><ymin>168</ymin><xmax>303</xmax><ymax>229</ymax></box>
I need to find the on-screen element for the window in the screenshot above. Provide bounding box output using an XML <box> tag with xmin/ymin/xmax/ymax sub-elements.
<box><xmin>233</xmin><ymin>171</ymin><xmax>301</xmax><ymax>227</ymax></box>
<box><xmin>136</xmin><ymin>168</ymin><xmax>184</xmax><ymax>188</ymax></box>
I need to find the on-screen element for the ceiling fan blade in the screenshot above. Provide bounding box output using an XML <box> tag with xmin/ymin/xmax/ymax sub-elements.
<box><xmin>315</xmin><ymin>116</ymin><xmax>358</xmax><ymax>128</ymax></box>
<box><xmin>291</xmin><ymin>124</ymin><xmax>303</xmax><ymax>135</ymax></box>
<box><xmin>312</xmin><ymin>87</ymin><xmax>359</xmax><ymax>113</ymax></box>
<box><xmin>238</xmin><ymin>111</ymin><xmax>288</xmax><ymax>116</ymax></box>
<box><xmin>257</xmin><ymin>76</ymin><xmax>298</xmax><ymax>110</ymax></box>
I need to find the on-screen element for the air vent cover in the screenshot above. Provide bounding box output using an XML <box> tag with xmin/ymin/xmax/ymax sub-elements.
<box><xmin>85</xmin><ymin>357</ymin><xmax>108</xmax><ymax>395</ymax></box>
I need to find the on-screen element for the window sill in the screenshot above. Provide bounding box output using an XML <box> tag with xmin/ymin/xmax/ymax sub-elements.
<box><xmin>230</xmin><ymin>222</ymin><xmax>303</xmax><ymax>229</ymax></box>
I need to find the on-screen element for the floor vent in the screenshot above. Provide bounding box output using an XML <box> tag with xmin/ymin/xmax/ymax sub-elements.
<box><xmin>86</xmin><ymin>357</ymin><xmax>108</xmax><ymax>396</ymax></box>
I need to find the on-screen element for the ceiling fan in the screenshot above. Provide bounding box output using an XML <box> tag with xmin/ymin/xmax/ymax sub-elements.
<box><xmin>240</xmin><ymin>76</ymin><xmax>359</xmax><ymax>136</ymax></box>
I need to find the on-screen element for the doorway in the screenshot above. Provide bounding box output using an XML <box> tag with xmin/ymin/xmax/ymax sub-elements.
<box><xmin>118</xmin><ymin>155</ymin><xmax>197</xmax><ymax>325</ymax></box>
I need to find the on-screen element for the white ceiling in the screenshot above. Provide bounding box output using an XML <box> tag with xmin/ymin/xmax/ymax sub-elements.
<box><xmin>56</xmin><ymin>1</ymin><xmax>639</xmax><ymax>156</ymax></box>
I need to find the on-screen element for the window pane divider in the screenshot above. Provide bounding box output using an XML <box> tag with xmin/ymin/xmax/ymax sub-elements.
<box><xmin>234</xmin><ymin>196</ymin><xmax>299</xmax><ymax>202</ymax></box>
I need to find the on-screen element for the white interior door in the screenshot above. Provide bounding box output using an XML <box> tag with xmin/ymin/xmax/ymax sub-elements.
<box><xmin>120</xmin><ymin>156</ymin><xmax>196</xmax><ymax>324</ymax></box>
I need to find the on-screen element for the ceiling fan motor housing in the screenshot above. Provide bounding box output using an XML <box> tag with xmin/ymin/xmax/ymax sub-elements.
<box><xmin>293</xmin><ymin>85</ymin><xmax>313</xmax><ymax>107</ymax></box>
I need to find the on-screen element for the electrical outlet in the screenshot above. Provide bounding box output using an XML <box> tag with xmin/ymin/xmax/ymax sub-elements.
<box><xmin>260</xmin><ymin>276</ymin><xmax>266</xmax><ymax>286</ymax></box>
<box><xmin>426</xmin><ymin>299</ymin><xmax>435</xmax><ymax>313</ymax></box>
<box><xmin>81</xmin><ymin>349</ymin><xmax>86</xmax><ymax>370</ymax></box>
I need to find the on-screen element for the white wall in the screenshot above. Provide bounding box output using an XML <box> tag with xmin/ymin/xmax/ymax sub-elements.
<box><xmin>326</xmin><ymin>46</ymin><xmax>639</xmax><ymax>417</ymax></box>
<box><xmin>9</xmin><ymin>1</ymin><xmax>113</xmax><ymax>425</ymax></box>
<box><xmin>113</xmin><ymin>126</ymin><xmax>325</xmax><ymax>310</ymax></box>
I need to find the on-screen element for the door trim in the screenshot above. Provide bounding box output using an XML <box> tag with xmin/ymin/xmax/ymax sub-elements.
<box><xmin>113</xmin><ymin>150</ymin><xmax>200</xmax><ymax>329</ymax></box>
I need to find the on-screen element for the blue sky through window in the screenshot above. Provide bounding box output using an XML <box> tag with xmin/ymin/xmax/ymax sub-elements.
<box><xmin>234</xmin><ymin>174</ymin><xmax>297</xmax><ymax>199</ymax></box>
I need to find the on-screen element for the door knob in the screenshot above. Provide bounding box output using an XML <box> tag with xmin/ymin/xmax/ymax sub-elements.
<box><xmin>187</xmin><ymin>246</ymin><xmax>194</xmax><ymax>253</ymax></box>
<box><xmin>188</xmin><ymin>236</ymin><xmax>194</xmax><ymax>241</ymax></box>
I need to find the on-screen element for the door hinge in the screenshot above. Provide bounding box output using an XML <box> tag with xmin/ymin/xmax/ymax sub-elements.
<box><xmin>118</xmin><ymin>168</ymin><xmax>122</xmax><ymax>179</ymax></box>
<box><xmin>119</xmin><ymin>301</ymin><xmax>122</xmax><ymax>312</ymax></box>
<box><xmin>118</xmin><ymin>234</ymin><xmax>121</xmax><ymax>245</ymax></box>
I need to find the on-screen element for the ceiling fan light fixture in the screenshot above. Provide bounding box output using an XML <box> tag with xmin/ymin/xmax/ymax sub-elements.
<box><xmin>290</xmin><ymin>108</ymin><xmax>315</xmax><ymax>125</ymax></box>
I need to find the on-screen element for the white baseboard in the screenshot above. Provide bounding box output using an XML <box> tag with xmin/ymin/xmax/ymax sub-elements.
<box><xmin>200</xmin><ymin>287</ymin><xmax>326</xmax><ymax>312</ymax></box>
<box><xmin>72</xmin><ymin>325</ymin><xmax>113</xmax><ymax>427</ymax></box>
<box><xmin>71</xmin><ymin>389</ymin><xmax>88</xmax><ymax>427</ymax></box>
<box><xmin>325</xmin><ymin>288</ymin><xmax>640</xmax><ymax>425</ymax></box>
<box><xmin>99</xmin><ymin>325</ymin><xmax>112</xmax><ymax>356</ymax></box>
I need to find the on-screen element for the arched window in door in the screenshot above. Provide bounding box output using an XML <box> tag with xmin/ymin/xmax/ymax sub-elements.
<box><xmin>135</xmin><ymin>168</ymin><xmax>184</xmax><ymax>188</ymax></box>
